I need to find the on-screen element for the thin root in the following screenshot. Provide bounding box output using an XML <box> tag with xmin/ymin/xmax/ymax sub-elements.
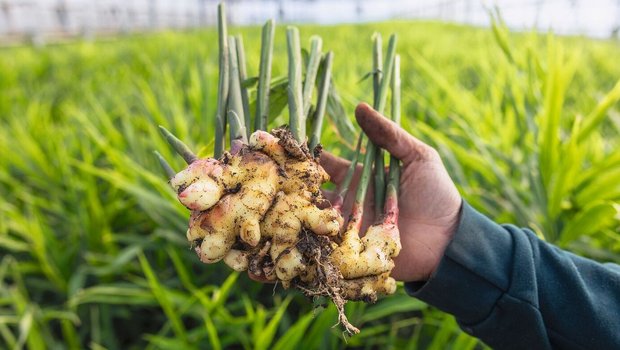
<box><xmin>294</xmin><ymin>230</ymin><xmax>360</xmax><ymax>335</ymax></box>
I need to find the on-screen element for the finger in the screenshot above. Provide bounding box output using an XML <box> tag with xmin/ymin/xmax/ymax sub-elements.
<box><xmin>248</xmin><ymin>271</ymin><xmax>275</xmax><ymax>284</ymax></box>
<box><xmin>355</xmin><ymin>102</ymin><xmax>435</xmax><ymax>163</ymax></box>
<box><xmin>321</xmin><ymin>189</ymin><xmax>337</xmax><ymax>204</ymax></box>
<box><xmin>320</xmin><ymin>151</ymin><xmax>352</xmax><ymax>185</ymax></box>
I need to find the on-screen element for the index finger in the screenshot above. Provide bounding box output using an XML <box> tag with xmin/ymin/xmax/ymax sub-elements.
<box><xmin>356</xmin><ymin>102</ymin><xmax>435</xmax><ymax>163</ymax></box>
<box><xmin>320</xmin><ymin>151</ymin><xmax>352</xmax><ymax>185</ymax></box>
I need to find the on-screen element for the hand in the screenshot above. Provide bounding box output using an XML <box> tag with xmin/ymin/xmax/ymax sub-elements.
<box><xmin>321</xmin><ymin>103</ymin><xmax>462</xmax><ymax>282</ymax></box>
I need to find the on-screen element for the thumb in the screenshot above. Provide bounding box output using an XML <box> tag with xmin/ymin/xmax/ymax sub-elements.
<box><xmin>355</xmin><ymin>102</ymin><xmax>434</xmax><ymax>163</ymax></box>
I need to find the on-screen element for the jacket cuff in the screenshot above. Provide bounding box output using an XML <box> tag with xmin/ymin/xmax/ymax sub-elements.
<box><xmin>404</xmin><ymin>201</ymin><xmax>514</xmax><ymax>325</ymax></box>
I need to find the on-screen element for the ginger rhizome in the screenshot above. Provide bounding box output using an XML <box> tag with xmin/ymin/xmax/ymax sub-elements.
<box><xmin>160</xmin><ymin>127</ymin><xmax>401</xmax><ymax>334</ymax></box>
<box><xmin>155</xmin><ymin>4</ymin><xmax>403</xmax><ymax>335</ymax></box>
<box><xmin>168</xmin><ymin>129</ymin><xmax>398</xmax><ymax>290</ymax></box>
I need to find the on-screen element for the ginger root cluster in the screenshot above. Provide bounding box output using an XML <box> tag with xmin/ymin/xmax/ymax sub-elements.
<box><xmin>169</xmin><ymin>129</ymin><xmax>401</xmax><ymax>312</ymax></box>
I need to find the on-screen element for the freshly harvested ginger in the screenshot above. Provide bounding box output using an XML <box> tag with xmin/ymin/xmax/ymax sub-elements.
<box><xmin>164</xmin><ymin>128</ymin><xmax>401</xmax><ymax>334</ymax></box>
<box><xmin>157</xmin><ymin>6</ymin><xmax>403</xmax><ymax>334</ymax></box>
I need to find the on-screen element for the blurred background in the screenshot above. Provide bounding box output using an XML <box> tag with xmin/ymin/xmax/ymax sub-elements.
<box><xmin>1</xmin><ymin>0</ymin><xmax>619</xmax><ymax>349</ymax></box>
<box><xmin>2</xmin><ymin>0</ymin><xmax>620</xmax><ymax>45</ymax></box>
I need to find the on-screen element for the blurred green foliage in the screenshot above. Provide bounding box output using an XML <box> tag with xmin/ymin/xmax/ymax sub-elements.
<box><xmin>1</xmin><ymin>16</ymin><xmax>619</xmax><ymax>349</ymax></box>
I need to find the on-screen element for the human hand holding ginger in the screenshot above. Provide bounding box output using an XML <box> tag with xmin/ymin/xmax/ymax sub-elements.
<box><xmin>321</xmin><ymin>103</ymin><xmax>462</xmax><ymax>282</ymax></box>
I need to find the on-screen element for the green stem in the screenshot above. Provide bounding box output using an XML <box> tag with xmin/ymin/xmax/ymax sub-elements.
<box><xmin>387</xmin><ymin>54</ymin><xmax>401</xmax><ymax>194</ymax></box>
<box><xmin>354</xmin><ymin>34</ymin><xmax>398</xmax><ymax>214</ymax></box>
<box><xmin>309</xmin><ymin>51</ymin><xmax>333</xmax><ymax>151</ymax></box>
<box><xmin>227</xmin><ymin>36</ymin><xmax>248</xmax><ymax>143</ymax></box>
<box><xmin>235</xmin><ymin>35</ymin><xmax>251</xmax><ymax>138</ymax></box>
<box><xmin>302</xmin><ymin>36</ymin><xmax>323</xmax><ymax>118</ymax></box>
<box><xmin>385</xmin><ymin>54</ymin><xmax>401</xmax><ymax>224</ymax></box>
<box><xmin>345</xmin><ymin>135</ymin><xmax>371</xmax><ymax>232</ymax></box>
<box><xmin>158</xmin><ymin>126</ymin><xmax>197</xmax><ymax>164</ymax></box>
<box><xmin>214</xmin><ymin>3</ymin><xmax>229</xmax><ymax>158</ymax></box>
<box><xmin>333</xmin><ymin>133</ymin><xmax>363</xmax><ymax>211</ymax></box>
<box><xmin>372</xmin><ymin>33</ymin><xmax>383</xmax><ymax>108</ymax></box>
<box><xmin>255</xmin><ymin>19</ymin><xmax>275</xmax><ymax>132</ymax></box>
<box><xmin>390</xmin><ymin>55</ymin><xmax>401</xmax><ymax>124</ymax></box>
<box><xmin>287</xmin><ymin>26</ymin><xmax>305</xmax><ymax>143</ymax></box>
<box><xmin>376</xmin><ymin>35</ymin><xmax>397</xmax><ymax>115</ymax></box>
<box><xmin>372</xmin><ymin>33</ymin><xmax>385</xmax><ymax>216</ymax></box>
<box><xmin>354</xmin><ymin>137</ymin><xmax>376</xmax><ymax>207</ymax></box>
<box><xmin>374</xmin><ymin>151</ymin><xmax>385</xmax><ymax>216</ymax></box>
<box><xmin>153</xmin><ymin>151</ymin><xmax>176</xmax><ymax>179</ymax></box>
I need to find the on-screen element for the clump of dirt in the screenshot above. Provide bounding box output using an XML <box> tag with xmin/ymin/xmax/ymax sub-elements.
<box><xmin>272</xmin><ymin>127</ymin><xmax>312</xmax><ymax>160</ymax></box>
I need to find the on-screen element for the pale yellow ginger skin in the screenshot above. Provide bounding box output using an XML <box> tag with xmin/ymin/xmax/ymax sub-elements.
<box><xmin>331</xmin><ymin>222</ymin><xmax>402</xmax><ymax>279</ymax></box>
<box><xmin>329</xmin><ymin>222</ymin><xmax>402</xmax><ymax>302</ymax></box>
<box><xmin>340</xmin><ymin>272</ymin><xmax>397</xmax><ymax>302</ymax></box>
<box><xmin>223</xmin><ymin>249</ymin><xmax>249</xmax><ymax>271</ymax></box>
<box><xmin>170</xmin><ymin>128</ymin><xmax>400</xmax><ymax>301</ymax></box>
<box><xmin>260</xmin><ymin>191</ymin><xmax>342</xmax><ymax>286</ymax></box>
<box><xmin>250</xmin><ymin>131</ymin><xmax>342</xmax><ymax>285</ymax></box>
<box><xmin>174</xmin><ymin>151</ymin><xmax>279</xmax><ymax>263</ymax></box>
<box><xmin>170</xmin><ymin>158</ymin><xmax>225</xmax><ymax>211</ymax></box>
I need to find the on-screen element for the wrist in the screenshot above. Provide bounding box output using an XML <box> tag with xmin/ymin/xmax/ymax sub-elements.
<box><xmin>424</xmin><ymin>199</ymin><xmax>463</xmax><ymax>278</ymax></box>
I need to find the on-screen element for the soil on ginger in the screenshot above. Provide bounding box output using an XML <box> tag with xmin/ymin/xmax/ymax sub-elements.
<box><xmin>294</xmin><ymin>228</ymin><xmax>360</xmax><ymax>335</ymax></box>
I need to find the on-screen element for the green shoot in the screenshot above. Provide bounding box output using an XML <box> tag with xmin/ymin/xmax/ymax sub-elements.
<box><xmin>214</xmin><ymin>2</ymin><xmax>229</xmax><ymax>157</ymax></box>
<box><xmin>375</xmin><ymin>35</ymin><xmax>397</xmax><ymax>115</ymax></box>
<box><xmin>287</xmin><ymin>26</ymin><xmax>305</xmax><ymax>143</ymax></box>
<box><xmin>374</xmin><ymin>151</ymin><xmax>386</xmax><ymax>216</ymax></box>
<box><xmin>372</xmin><ymin>33</ymin><xmax>383</xmax><ymax>107</ymax></box>
<box><xmin>255</xmin><ymin>19</ymin><xmax>275</xmax><ymax>131</ymax></box>
<box><xmin>333</xmin><ymin>133</ymin><xmax>364</xmax><ymax>212</ymax></box>
<box><xmin>153</xmin><ymin>151</ymin><xmax>176</xmax><ymax>179</ymax></box>
<box><xmin>303</xmin><ymin>36</ymin><xmax>323</xmax><ymax>118</ymax></box>
<box><xmin>347</xmin><ymin>137</ymin><xmax>376</xmax><ymax>231</ymax></box>
<box><xmin>235</xmin><ymin>35</ymin><xmax>251</xmax><ymax>138</ymax></box>
<box><xmin>353</xmin><ymin>34</ymin><xmax>397</xmax><ymax>220</ymax></box>
<box><xmin>385</xmin><ymin>54</ymin><xmax>401</xmax><ymax>224</ymax></box>
<box><xmin>309</xmin><ymin>51</ymin><xmax>333</xmax><ymax>151</ymax></box>
<box><xmin>158</xmin><ymin>126</ymin><xmax>197</xmax><ymax>164</ymax></box>
<box><xmin>372</xmin><ymin>33</ymin><xmax>386</xmax><ymax>216</ymax></box>
<box><xmin>227</xmin><ymin>36</ymin><xmax>248</xmax><ymax>143</ymax></box>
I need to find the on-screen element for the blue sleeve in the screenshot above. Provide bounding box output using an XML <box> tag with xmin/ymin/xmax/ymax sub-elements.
<box><xmin>404</xmin><ymin>201</ymin><xmax>620</xmax><ymax>349</ymax></box>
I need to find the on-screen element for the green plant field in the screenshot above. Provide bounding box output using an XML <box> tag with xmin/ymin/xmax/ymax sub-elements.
<box><xmin>1</xmin><ymin>18</ymin><xmax>619</xmax><ymax>349</ymax></box>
